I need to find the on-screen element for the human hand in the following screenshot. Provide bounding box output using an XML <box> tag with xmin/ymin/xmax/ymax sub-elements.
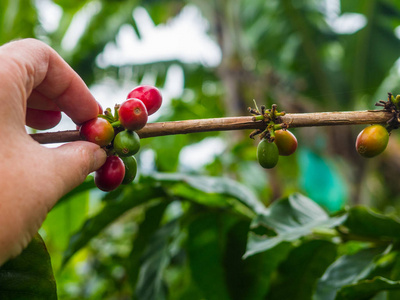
<box><xmin>0</xmin><ymin>39</ymin><xmax>107</xmax><ymax>265</ymax></box>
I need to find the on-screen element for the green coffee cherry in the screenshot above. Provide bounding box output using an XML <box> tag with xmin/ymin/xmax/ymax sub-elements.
<box><xmin>257</xmin><ymin>139</ymin><xmax>279</xmax><ymax>169</ymax></box>
<box><xmin>121</xmin><ymin>156</ymin><xmax>138</xmax><ymax>184</ymax></box>
<box><xmin>113</xmin><ymin>130</ymin><xmax>140</xmax><ymax>157</ymax></box>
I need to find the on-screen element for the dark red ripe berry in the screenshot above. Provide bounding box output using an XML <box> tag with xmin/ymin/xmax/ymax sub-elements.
<box><xmin>97</xmin><ymin>103</ymin><xmax>104</xmax><ymax>114</ymax></box>
<box><xmin>118</xmin><ymin>98</ymin><xmax>148</xmax><ymax>131</ymax></box>
<box><xmin>79</xmin><ymin>118</ymin><xmax>114</xmax><ymax>147</ymax></box>
<box><xmin>126</xmin><ymin>85</ymin><xmax>162</xmax><ymax>115</ymax></box>
<box><xmin>94</xmin><ymin>155</ymin><xmax>125</xmax><ymax>191</ymax></box>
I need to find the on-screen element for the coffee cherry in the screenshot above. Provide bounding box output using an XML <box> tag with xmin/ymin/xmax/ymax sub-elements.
<box><xmin>257</xmin><ymin>139</ymin><xmax>279</xmax><ymax>169</ymax></box>
<box><xmin>97</xmin><ymin>103</ymin><xmax>104</xmax><ymax>114</ymax></box>
<box><xmin>77</xmin><ymin>103</ymin><xmax>103</xmax><ymax>130</ymax></box>
<box><xmin>80</xmin><ymin>118</ymin><xmax>114</xmax><ymax>147</ymax></box>
<box><xmin>118</xmin><ymin>98</ymin><xmax>148</xmax><ymax>131</ymax></box>
<box><xmin>274</xmin><ymin>130</ymin><xmax>297</xmax><ymax>156</ymax></box>
<box><xmin>121</xmin><ymin>156</ymin><xmax>138</xmax><ymax>184</ymax></box>
<box><xmin>113</xmin><ymin>130</ymin><xmax>140</xmax><ymax>157</ymax></box>
<box><xmin>127</xmin><ymin>85</ymin><xmax>162</xmax><ymax>115</ymax></box>
<box><xmin>356</xmin><ymin>124</ymin><xmax>389</xmax><ymax>158</ymax></box>
<box><xmin>94</xmin><ymin>155</ymin><xmax>125</xmax><ymax>191</ymax></box>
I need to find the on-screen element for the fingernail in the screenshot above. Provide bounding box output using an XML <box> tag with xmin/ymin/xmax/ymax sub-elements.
<box><xmin>92</xmin><ymin>148</ymin><xmax>107</xmax><ymax>171</ymax></box>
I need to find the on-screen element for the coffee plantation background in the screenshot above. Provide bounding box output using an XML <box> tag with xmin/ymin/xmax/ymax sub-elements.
<box><xmin>3</xmin><ymin>0</ymin><xmax>400</xmax><ymax>299</ymax></box>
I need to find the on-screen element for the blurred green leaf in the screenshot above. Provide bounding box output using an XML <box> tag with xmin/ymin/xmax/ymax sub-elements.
<box><xmin>128</xmin><ymin>201</ymin><xmax>169</xmax><ymax>293</ymax></box>
<box><xmin>0</xmin><ymin>0</ymin><xmax>37</xmax><ymax>45</ymax></box>
<box><xmin>267</xmin><ymin>240</ymin><xmax>337</xmax><ymax>300</ymax></box>
<box><xmin>42</xmin><ymin>188</ymin><xmax>90</xmax><ymax>270</ymax></box>
<box><xmin>388</xmin><ymin>252</ymin><xmax>400</xmax><ymax>299</ymax></box>
<box><xmin>66</xmin><ymin>1</ymin><xmax>140</xmax><ymax>84</ymax></box>
<box><xmin>335</xmin><ymin>276</ymin><xmax>400</xmax><ymax>300</ymax></box>
<box><xmin>244</xmin><ymin>193</ymin><xmax>346</xmax><ymax>257</ymax></box>
<box><xmin>61</xmin><ymin>184</ymin><xmax>167</xmax><ymax>267</ymax></box>
<box><xmin>0</xmin><ymin>234</ymin><xmax>57</xmax><ymax>300</ymax></box>
<box><xmin>55</xmin><ymin>176</ymin><xmax>95</xmax><ymax>207</ymax></box>
<box><xmin>314</xmin><ymin>247</ymin><xmax>386</xmax><ymax>300</ymax></box>
<box><xmin>151</xmin><ymin>135</ymin><xmax>189</xmax><ymax>172</ymax></box>
<box><xmin>345</xmin><ymin>206</ymin><xmax>400</xmax><ymax>240</ymax></box>
<box><xmin>135</xmin><ymin>218</ymin><xmax>180</xmax><ymax>300</ymax></box>
<box><xmin>224</xmin><ymin>220</ymin><xmax>292</xmax><ymax>300</ymax></box>
<box><xmin>186</xmin><ymin>212</ymin><xmax>232</xmax><ymax>300</ymax></box>
<box><xmin>340</xmin><ymin>1</ymin><xmax>400</xmax><ymax>101</ymax></box>
<box><xmin>149</xmin><ymin>172</ymin><xmax>267</xmax><ymax>215</ymax></box>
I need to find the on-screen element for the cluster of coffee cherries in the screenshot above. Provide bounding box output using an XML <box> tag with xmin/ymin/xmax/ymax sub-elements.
<box><xmin>257</xmin><ymin>129</ymin><xmax>298</xmax><ymax>169</ymax></box>
<box><xmin>355</xmin><ymin>93</ymin><xmax>400</xmax><ymax>158</ymax></box>
<box><xmin>79</xmin><ymin>85</ymin><xmax>162</xmax><ymax>191</ymax></box>
<box><xmin>249</xmin><ymin>104</ymin><xmax>298</xmax><ymax>169</ymax></box>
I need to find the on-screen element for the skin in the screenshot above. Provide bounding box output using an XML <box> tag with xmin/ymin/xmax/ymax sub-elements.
<box><xmin>0</xmin><ymin>39</ymin><xmax>107</xmax><ymax>265</ymax></box>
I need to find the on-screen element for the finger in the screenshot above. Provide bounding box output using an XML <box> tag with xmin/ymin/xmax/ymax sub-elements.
<box><xmin>0</xmin><ymin>39</ymin><xmax>99</xmax><ymax>124</ymax></box>
<box><xmin>48</xmin><ymin>141</ymin><xmax>107</xmax><ymax>194</ymax></box>
<box><xmin>27</xmin><ymin>90</ymin><xmax>60</xmax><ymax>111</ymax></box>
<box><xmin>25</xmin><ymin>108</ymin><xmax>62</xmax><ymax>130</ymax></box>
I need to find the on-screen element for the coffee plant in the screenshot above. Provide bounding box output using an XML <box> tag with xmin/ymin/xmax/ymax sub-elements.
<box><xmin>4</xmin><ymin>1</ymin><xmax>400</xmax><ymax>299</ymax></box>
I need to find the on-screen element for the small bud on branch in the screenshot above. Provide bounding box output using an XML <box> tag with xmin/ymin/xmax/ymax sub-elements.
<box><xmin>30</xmin><ymin>110</ymin><xmax>392</xmax><ymax>144</ymax></box>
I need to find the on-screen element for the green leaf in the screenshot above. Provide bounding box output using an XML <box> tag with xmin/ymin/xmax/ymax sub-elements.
<box><xmin>314</xmin><ymin>247</ymin><xmax>386</xmax><ymax>300</ymax></box>
<box><xmin>335</xmin><ymin>276</ymin><xmax>400</xmax><ymax>300</ymax></box>
<box><xmin>186</xmin><ymin>212</ymin><xmax>232</xmax><ymax>300</ymax></box>
<box><xmin>388</xmin><ymin>252</ymin><xmax>400</xmax><ymax>299</ymax></box>
<box><xmin>128</xmin><ymin>201</ymin><xmax>169</xmax><ymax>293</ymax></box>
<box><xmin>41</xmin><ymin>188</ymin><xmax>90</xmax><ymax>270</ymax></box>
<box><xmin>224</xmin><ymin>220</ymin><xmax>292</xmax><ymax>300</ymax></box>
<box><xmin>244</xmin><ymin>193</ymin><xmax>346</xmax><ymax>257</ymax></box>
<box><xmin>267</xmin><ymin>240</ymin><xmax>337</xmax><ymax>300</ymax></box>
<box><xmin>152</xmin><ymin>135</ymin><xmax>189</xmax><ymax>172</ymax></box>
<box><xmin>135</xmin><ymin>219</ymin><xmax>180</xmax><ymax>300</ymax></box>
<box><xmin>0</xmin><ymin>233</ymin><xmax>57</xmax><ymax>300</ymax></box>
<box><xmin>148</xmin><ymin>172</ymin><xmax>267</xmax><ymax>215</ymax></box>
<box><xmin>55</xmin><ymin>176</ymin><xmax>95</xmax><ymax>207</ymax></box>
<box><xmin>340</xmin><ymin>1</ymin><xmax>400</xmax><ymax>100</ymax></box>
<box><xmin>61</xmin><ymin>184</ymin><xmax>167</xmax><ymax>267</ymax></box>
<box><xmin>344</xmin><ymin>206</ymin><xmax>400</xmax><ymax>240</ymax></box>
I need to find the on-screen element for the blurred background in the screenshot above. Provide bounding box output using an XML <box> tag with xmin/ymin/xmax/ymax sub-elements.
<box><xmin>3</xmin><ymin>0</ymin><xmax>400</xmax><ymax>298</ymax></box>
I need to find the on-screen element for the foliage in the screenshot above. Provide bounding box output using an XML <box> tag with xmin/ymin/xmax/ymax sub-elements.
<box><xmin>0</xmin><ymin>234</ymin><xmax>57</xmax><ymax>299</ymax></box>
<box><xmin>3</xmin><ymin>0</ymin><xmax>400</xmax><ymax>299</ymax></box>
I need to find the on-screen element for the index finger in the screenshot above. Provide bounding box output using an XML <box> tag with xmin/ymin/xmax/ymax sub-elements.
<box><xmin>0</xmin><ymin>39</ymin><xmax>99</xmax><ymax>124</ymax></box>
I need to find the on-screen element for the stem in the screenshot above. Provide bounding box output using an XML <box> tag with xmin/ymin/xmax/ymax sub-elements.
<box><xmin>111</xmin><ymin>120</ymin><xmax>121</xmax><ymax>128</ymax></box>
<box><xmin>30</xmin><ymin>110</ymin><xmax>392</xmax><ymax>144</ymax></box>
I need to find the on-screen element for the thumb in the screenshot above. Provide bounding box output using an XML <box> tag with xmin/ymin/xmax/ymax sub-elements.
<box><xmin>49</xmin><ymin>141</ymin><xmax>107</xmax><ymax>195</ymax></box>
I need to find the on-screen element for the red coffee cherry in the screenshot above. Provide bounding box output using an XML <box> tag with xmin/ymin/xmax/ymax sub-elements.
<box><xmin>78</xmin><ymin>103</ymin><xmax>103</xmax><ymax>130</ymax></box>
<box><xmin>356</xmin><ymin>124</ymin><xmax>389</xmax><ymax>158</ymax></box>
<box><xmin>94</xmin><ymin>155</ymin><xmax>125</xmax><ymax>191</ymax></box>
<box><xmin>118</xmin><ymin>98</ymin><xmax>148</xmax><ymax>131</ymax></box>
<box><xmin>127</xmin><ymin>85</ymin><xmax>162</xmax><ymax>115</ymax></box>
<box><xmin>274</xmin><ymin>130</ymin><xmax>298</xmax><ymax>156</ymax></box>
<box><xmin>97</xmin><ymin>103</ymin><xmax>104</xmax><ymax>114</ymax></box>
<box><xmin>80</xmin><ymin>118</ymin><xmax>114</xmax><ymax>147</ymax></box>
